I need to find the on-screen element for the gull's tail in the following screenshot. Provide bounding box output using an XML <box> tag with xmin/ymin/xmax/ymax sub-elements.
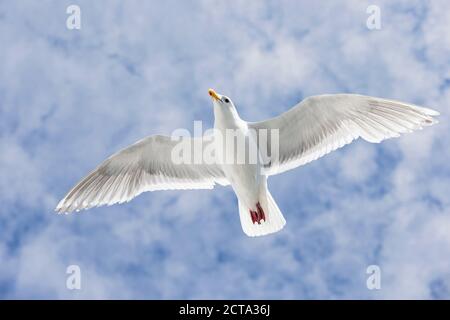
<box><xmin>238</xmin><ymin>190</ymin><xmax>286</xmax><ymax>237</ymax></box>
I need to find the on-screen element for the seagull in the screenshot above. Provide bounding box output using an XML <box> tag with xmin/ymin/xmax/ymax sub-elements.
<box><xmin>56</xmin><ymin>89</ymin><xmax>439</xmax><ymax>237</ymax></box>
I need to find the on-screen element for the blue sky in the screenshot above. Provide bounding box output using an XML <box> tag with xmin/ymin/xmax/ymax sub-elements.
<box><xmin>1</xmin><ymin>0</ymin><xmax>450</xmax><ymax>299</ymax></box>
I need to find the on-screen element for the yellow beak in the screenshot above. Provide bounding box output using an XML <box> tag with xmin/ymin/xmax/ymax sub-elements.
<box><xmin>208</xmin><ymin>88</ymin><xmax>220</xmax><ymax>101</ymax></box>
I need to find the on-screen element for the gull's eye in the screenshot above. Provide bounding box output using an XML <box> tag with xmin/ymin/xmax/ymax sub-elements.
<box><xmin>223</xmin><ymin>97</ymin><xmax>230</xmax><ymax>103</ymax></box>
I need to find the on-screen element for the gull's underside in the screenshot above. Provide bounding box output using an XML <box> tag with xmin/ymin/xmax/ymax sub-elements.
<box><xmin>56</xmin><ymin>93</ymin><xmax>439</xmax><ymax>237</ymax></box>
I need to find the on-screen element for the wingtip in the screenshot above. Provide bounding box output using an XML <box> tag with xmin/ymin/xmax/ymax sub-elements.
<box><xmin>54</xmin><ymin>206</ymin><xmax>65</xmax><ymax>214</ymax></box>
<box><xmin>55</xmin><ymin>200</ymin><xmax>65</xmax><ymax>214</ymax></box>
<box><xmin>55</xmin><ymin>199</ymin><xmax>73</xmax><ymax>214</ymax></box>
<box><xmin>427</xmin><ymin>109</ymin><xmax>440</xmax><ymax>116</ymax></box>
<box><xmin>419</xmin><ymin>106</ymin><xmax>440</xmax><ymax>116</ymax></box>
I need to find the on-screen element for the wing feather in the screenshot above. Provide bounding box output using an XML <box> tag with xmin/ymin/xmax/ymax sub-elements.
<box><xmin>56</xmin><ymin>135</ymin><xmax>228</xmax><ymax>213</ymax></box>
<box><xmin>249</xmin><ymin>94</ymin><xmax>439</xmax><ymax>175</ymax></box>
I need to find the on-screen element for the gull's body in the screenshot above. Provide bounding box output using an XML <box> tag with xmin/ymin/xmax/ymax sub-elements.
<box><xmin>212</xmin><ymin>94</ymin><xmax>282</xmax><ymax>235</ymax></box>
<box><xmin>56</xmin><ymin>90</ymin><xmax>439</xmax><ymax>237</ymax></box>
<box><xmin>214</xmin><ymin>103</ymin><xmax>261</xmax><ymax>209</ymax></box>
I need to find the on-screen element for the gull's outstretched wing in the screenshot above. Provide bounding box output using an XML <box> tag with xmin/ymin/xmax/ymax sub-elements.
<box><xmin>56</xmin><ymin>135</ymin><xmax>228</xmax><ymax>213</ymax></box>
<box><xmin>250</xmin><ymin>94</ymin><xmax>439</xmax><ymax>176</ymax></box>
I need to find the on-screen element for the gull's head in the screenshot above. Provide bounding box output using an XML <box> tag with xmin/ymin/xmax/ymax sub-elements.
<box><xmin>208</xmin><ymin>88</ymin><xmax>234</xmax><ymax>107</ymax></box>
<box><xmin>208</xmin><ymin>88</ymin><xmax>241</xmax><ymax>122</ymax></box>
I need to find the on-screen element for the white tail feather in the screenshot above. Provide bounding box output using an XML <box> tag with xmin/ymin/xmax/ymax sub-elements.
<box><xmin>238</xmin><ymin>191</ymin><xmax>286</xmax><ymax>237</ymax></box>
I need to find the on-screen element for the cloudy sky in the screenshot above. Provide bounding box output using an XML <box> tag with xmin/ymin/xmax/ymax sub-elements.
<box><xmin>1</xmin><ymin>0</ymin><xmax>450</xmax><ymax>299</ymax></box>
